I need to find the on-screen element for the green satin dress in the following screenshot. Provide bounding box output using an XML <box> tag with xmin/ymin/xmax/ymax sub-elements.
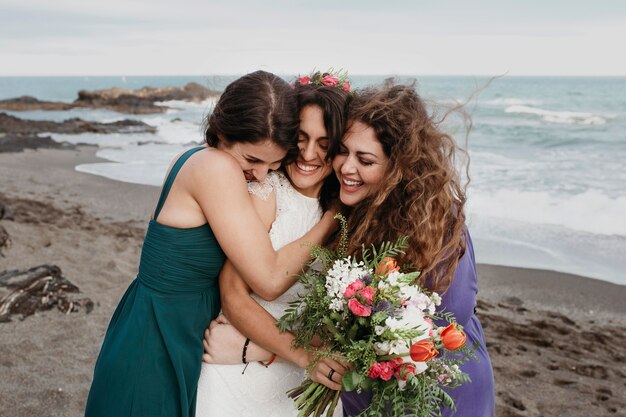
<box><xmin>85</xmin><ymin>146</ymin><xmax>225</xmax><ymax>417</ymax></box>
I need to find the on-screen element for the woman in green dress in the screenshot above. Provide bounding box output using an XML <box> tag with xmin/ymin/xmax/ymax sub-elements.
<box><xmin>84</xmin><ymin>71</ymin><xmax>338</xmax><ymax>417</ymax></box>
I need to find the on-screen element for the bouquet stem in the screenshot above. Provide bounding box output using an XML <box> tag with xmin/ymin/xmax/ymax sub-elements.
<box><xmin>288</xmin><ymin>379</ymin><xmax>341</xmax><ymax>417</ymax></box>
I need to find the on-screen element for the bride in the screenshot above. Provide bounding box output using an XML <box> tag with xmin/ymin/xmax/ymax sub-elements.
<box><xmin>196</xmin><ymin>73</ymin><xmax>350</xmax><ymax>416</ymax></box>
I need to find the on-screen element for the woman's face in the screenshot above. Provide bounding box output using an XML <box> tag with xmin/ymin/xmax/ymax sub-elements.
<box><xmin>219</xmin><ymin>138</ymin><xmax>285</xmax><ymax>182</ymax></box>
<box><xmin>285</xmin><ymin>105</ymin><xmax>334</xmax><ymax>197</ymax></box>
<box><xmin>333</xmin><ymin>121</ymin><xmax>389</xmax><ymax>206</ymax></box>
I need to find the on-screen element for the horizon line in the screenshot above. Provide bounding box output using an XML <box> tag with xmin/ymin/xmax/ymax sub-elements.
<box><xmin>2</xmin><ymin>73</ymin><xmax>626</xmax><ymax>78</ymax></box>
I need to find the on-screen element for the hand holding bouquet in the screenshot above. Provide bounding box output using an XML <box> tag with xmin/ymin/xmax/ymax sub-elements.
<box><xmin>278</xmin><ymin>215</ymin><xmax>474</xmax><ymax>417</ymax></box>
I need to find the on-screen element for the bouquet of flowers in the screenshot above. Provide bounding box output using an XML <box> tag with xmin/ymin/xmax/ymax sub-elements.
<box><xmin>278</xmin><ymin>215</ymin><xmax>474</xmax><ymax>417</ymax></box>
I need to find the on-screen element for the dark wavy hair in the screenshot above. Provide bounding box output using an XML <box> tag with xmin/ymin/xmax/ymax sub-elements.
<box><xmin>294</xmin><ymin>84</ymin><xmax>350</xmax><ymax>211</ymax></box>
<box><xmin>204</xmin><ymin>70</ymin><xmax>299</xmax><ymax>163</ymax></box>
<box><xmin>333</xmin><ymin>82</ymin><xmax>469</xmax><ymax>293</ymax></box>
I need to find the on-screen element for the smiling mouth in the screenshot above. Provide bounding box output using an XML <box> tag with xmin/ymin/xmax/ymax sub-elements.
<box><xmin>295</xmin><ymin>161</ymin><xmax>320</xmax><ymax>174</ymax></box>
<box><xmin>244</xmin><ymin>172</ymin><xmax>257</xmax><ymax>181</ymax></box>
<box><xmin>342</xmin><ymin>177</ymin><xmax>363</xmax><ymax>189</ymax></box>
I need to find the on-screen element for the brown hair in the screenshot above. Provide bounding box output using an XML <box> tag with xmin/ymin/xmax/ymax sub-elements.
<box><xmin>295</xmin><ymin>84</ymin><xmax>350</xmax><ymax>211</ymax></box>
<box><xmin>334</xmin><ymin>82</ymin><xmax>469</xmax><ymax>293</ymax></box>
<box><xmin>204</xmin><ymin>70</ymin><xmax>299</xmax><ymax>162</ymax></box>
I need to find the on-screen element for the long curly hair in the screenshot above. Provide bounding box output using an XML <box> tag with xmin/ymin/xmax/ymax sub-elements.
<box><xmin>333</xmin><ymin>82</ymin><xmax>470</xmax><ymax>293</ymax></box>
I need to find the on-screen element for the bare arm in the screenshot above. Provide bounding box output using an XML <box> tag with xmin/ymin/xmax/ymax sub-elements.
<box><xmin>219</xmin><ymin>262</ymin><xmax>310</xmax><ymax>368</ymax></box>
<box><xmin>218</xmin><ymin>268</ymin><xmax>347</xmax><ymax>390</ymax></box>
<box><xmin>186</xmin><ymin>150</ymin><xmax>337</xmax><ymax>300</ymax></box>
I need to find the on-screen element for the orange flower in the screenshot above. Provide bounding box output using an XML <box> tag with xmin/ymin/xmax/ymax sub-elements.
<box><xmin>409</xmin><ymin>339</ymin><xmax>438</xmax><ymax>362</ymax></box>
<box><xmin>440</xmin><ymin>323</ymin><xmax>467</xmax><ymax>350</ymax></box>
<box><xmin>376</xmin><ymin>257</ymin><xmax>399</xmax><ymax>276</ymax></box>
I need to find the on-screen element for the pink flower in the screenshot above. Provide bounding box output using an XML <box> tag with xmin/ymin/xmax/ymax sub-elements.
<box><xmin>343</xmin><ymin>280</ymin><xmax>364</xmax><ymax>298</ymax></box>
<box><xmin>395</xmin><ymin>362</ymin><xmax>417</xmax><ymax>381</ymax></box>
<box><xmin>298</xmin><ymin>76</ymin><xmax>311</xmax><ymax>85</ymax></box>
<box><xmin>369</xmin><ymin>360</ymin><xmax>400</xmax><ymax>381</ymax></box>
<box><xmin>359</xmin><ymin>286</ymin><xmax>376</xmax><ymax>305</ymax></box>
<box><xmin>348</xmin><ymin>298</ymin><xmax>372</xmax><ymax>317</ymax></box>
<box><xmin>341</xmin><ymin>82</ymin><xmax>351</xmax><ymax>92</ymax></box>
<box><xmin>368</xmin><ymin>362</ymin><xmax>384</xmax><ymax>379</ymax></box>
<box><xmin>389</xmin><ymin>358</ymin><xmax>403</xmax><ymax>370</ymax></box>
<box><xmin>425</xmin><ymin>317</ymin><xmax>434</xmax><ymax>336</ymax></box>
<box><xmin>321</xmin><ymin>74</ymin><xmax>339</xmax><ymax>87</ymax></box>
<box><xmin>379</xmin><ymin>362</ymin><xmax>395</xmax><ymax>381</ymax></box>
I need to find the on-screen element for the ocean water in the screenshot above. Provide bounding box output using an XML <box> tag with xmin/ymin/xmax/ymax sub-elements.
<box><xmin>1</xmin><ymin>75</ymin><xmax>625</xmax><ymax>285</ymax></box>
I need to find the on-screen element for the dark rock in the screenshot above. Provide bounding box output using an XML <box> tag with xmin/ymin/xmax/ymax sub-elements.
<box><xmin>0</xmin><ymin>82</ymin><xmax>219</xmax><ymax>115</ymax></box>
<box><xmin>0</xmin><ymin>112</ymin><xmax>156</xmax><ymax>135</ymax></box>
<box><xmin>0</xmin><ymin>96</ymin><xmax>73</xmax><ymax>111</ymax></box>
<box><xmin>0</xmin><ymin>133</ymin><xmax>76</xmax><ymax>153</ymax></box>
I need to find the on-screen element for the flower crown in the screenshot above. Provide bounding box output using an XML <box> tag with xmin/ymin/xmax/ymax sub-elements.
<box><xmin>295</xmin><ymin>69</ymin><xmax>351</xmax><ymax>92</ymax></box>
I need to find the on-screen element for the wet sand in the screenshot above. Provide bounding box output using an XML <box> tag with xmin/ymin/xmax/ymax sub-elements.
<box><xmin>0</xmin><ymin>147</ymin><xmax>624</xmax><ymax>417</ymax></box>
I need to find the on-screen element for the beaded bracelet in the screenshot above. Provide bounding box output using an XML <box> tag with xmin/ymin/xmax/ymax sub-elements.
<box><xmin>241</xmin><ymin>338</ymin><xmax>251</xmax><ymax>375</ymax></box>
<box><xmin>242</xmin><ymin>338</ymin><xmax>251</xmax><ymax>364</ymax></box>
<box><xmin>259</xmin><ymin>353</ymin><xmax>277</xmax><ymax>368</ymax></box>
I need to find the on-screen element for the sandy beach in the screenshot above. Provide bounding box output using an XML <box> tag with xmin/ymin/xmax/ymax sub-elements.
<box><xmin>0</xmin><ymin>146</ymin><xmax>624</xmax><ymax>417</ymax></box>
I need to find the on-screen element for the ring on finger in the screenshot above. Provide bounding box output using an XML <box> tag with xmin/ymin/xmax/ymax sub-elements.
<box><xmin>327</xmin><ymin>368</ymin><xmax>335</xmax><ymax>380</ymax></box>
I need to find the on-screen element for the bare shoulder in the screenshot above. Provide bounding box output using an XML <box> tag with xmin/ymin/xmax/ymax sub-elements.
<box><xmin>176</xmin><ymin>147</ymin><xmax>244</xmax><ymax>189</ymax></box>
<box><xmin>184</xmin><ymin>147</ymin><xmax>241</xmax><ymax>176</ymax></box>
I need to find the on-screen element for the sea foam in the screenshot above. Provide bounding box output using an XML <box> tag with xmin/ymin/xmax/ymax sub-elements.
<box><xmin>504</xmin><ymin>105</ymin><xmax>607</xmax><ymax>125</ymax></box>
<box><xmin>468</xmin><ymin>189</ymin><xmax>626</xmax><ymax>236</ymax></box>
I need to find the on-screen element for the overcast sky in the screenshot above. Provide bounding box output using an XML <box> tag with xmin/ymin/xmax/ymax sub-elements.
<box><xmin>1</xmin><ymin>0</ymin><xmax>625</xmax><ymax>76</ymax></box>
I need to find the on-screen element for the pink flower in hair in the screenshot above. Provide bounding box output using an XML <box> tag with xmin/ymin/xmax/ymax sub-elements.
<box><xmin>321</xmin><ymin>74</ymin><xmax>339</xmax><ymax>87</ymax></box>
<box><xmin>298</xmin><ymin>76</ymin><xmax>311</xmax><ymax>85</ymax></box>
<box><xmin>342</xmin><ymin>82</ymin><xmax>351</xmax><ymax>92</ymax></box>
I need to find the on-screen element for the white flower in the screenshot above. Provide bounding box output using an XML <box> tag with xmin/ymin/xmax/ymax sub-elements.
<box><xmin>395</xmin><ymin>305</ymin><xmax>432</xmax><ymax>338</ymax></box>
<box><xmin>328</xmin><ymin>299</ymin><xmax>344</xmax><ymax>312</ymax></box>
<box><xmin>401</xmin><ymin>286</ymin><xmax>432</xmax><ymax>310</ymax></box>
<box><xmin>397</xmin><ymin>379</ymin><xmax>407</xmax><ymax>391</ymax></box>
<box><xmin>374</xmin><ymin>341</ymin><xmax>391</xmax><ymax>355</ymax></box>
<box><xmin>324</xmin><ymin>257</ymin><xmax>371</xmax><ymax>312</ymax></box>
<box><xmin>388</xmin><ymin>340</ymin><xmax>411</xmax><ymax>356</ymax></box>
<box><xmin>374</xmin><ymin>325</ymin><xmax>386</xmax><ymax>336</ymax></box>
<box><xmin>385</xmin><ymin>270</ymin><xmax>402</xmax><ymax>287</ymax></box>
<box><xmin>400</xmin><ymin>355</ymin><xmax>429</xmax><ymax>375</ymax></box>
<box><xmin>430</xmin><ymin>292</ymin><xmax>442</xmax><ymax>306</ymax></box>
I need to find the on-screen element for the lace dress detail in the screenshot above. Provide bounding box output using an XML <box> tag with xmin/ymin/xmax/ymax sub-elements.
<box><xmin>196</xmin><ymin>171</ymin><xmax>340</xmax><ymax>417</ymax></box>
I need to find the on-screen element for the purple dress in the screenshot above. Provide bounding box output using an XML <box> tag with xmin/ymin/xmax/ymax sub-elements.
<box><xmin>341</xmin><ymin>230</ymin><xmax>495</xmax><ymax>417</ymax></box>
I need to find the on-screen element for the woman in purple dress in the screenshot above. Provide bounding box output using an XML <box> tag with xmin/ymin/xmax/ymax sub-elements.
<box><xmin>332</xmin><ymin>82</ymin><xmax>495</xmax><ymax>417</ymax></box>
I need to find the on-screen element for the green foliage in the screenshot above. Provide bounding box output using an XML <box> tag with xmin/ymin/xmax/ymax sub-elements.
<box><xmin>335</xmin><ymin>213</ymin><xmax>349</xmax><ymax>259</ymax></box>
<box><xmin>277</xmin><ymin>227</ymin><xmax>474</xmax><ymax>417</ymax></box>
<box><xmin>342</xmin><ymin>370</ymin><xmax>364</xmax><ymax>392</ymax></box>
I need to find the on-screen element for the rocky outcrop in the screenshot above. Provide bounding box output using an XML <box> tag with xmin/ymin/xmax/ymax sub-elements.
<box><xmin>0</xmin><ymin>112</ymin><xmax>156</xmax><ymax>135</ymax></box>
<box><xmin>0</xmin><ymin>82</ymin><xmax>219</xmax><ymax>115</ymax></box>
<box><xmin>0</xmin><ymin>133</ymin><xmax>76</xmax><ymax>153</ymax></box>
<box><xmin>0</xmin><ymin>112</ymin><xmax>157</xmax><ymax>153</ymax></box>
<box><xmin>0</xmin><ymin>96</ymin><xmax>74</xmax><ymax>111</ymax></box>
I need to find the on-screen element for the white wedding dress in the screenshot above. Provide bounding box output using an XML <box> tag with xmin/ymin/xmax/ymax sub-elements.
<box><xmin>196</xmin><ymin>171</ymin><xmax>340</xmax><ymax>417</ymax></box>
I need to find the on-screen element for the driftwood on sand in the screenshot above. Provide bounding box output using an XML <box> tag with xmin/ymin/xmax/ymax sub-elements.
<box><xmin>0</xmin><ymin>224</ymin><xmax>10</xmax><ymax>256</ymax></box>
<box><xmin>0</xmin><ymin>264</ymin><xmax>94</xmax><ymax>322</ymax></box>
